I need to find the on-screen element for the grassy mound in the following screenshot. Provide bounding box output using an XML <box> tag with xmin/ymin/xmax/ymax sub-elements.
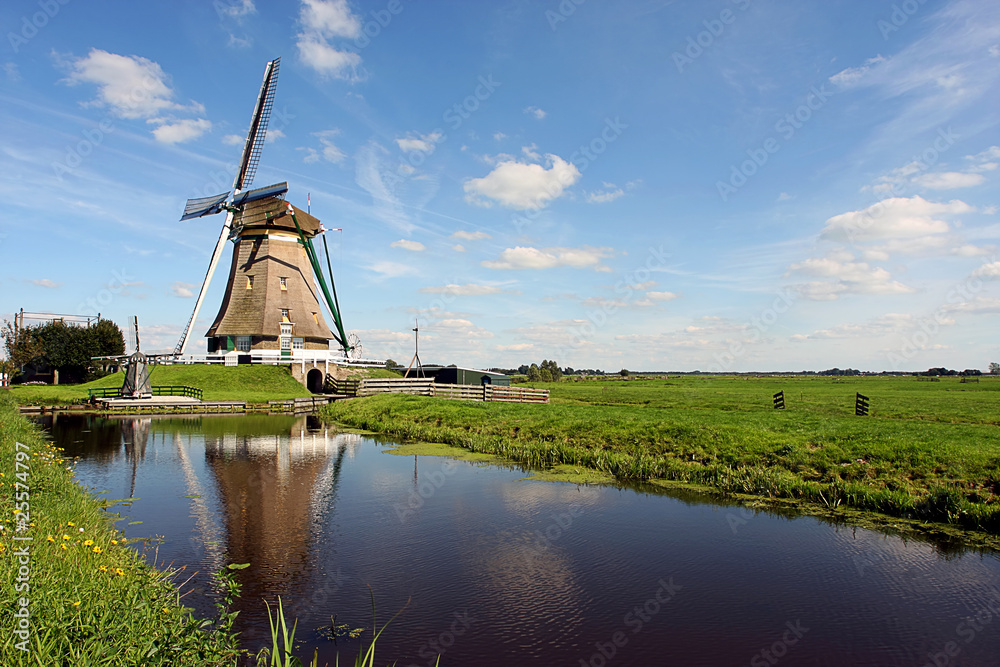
<box><xmin>8</xmin><ymin>364</ymin><xmax>313</xmax><ymax>405</ymax></box>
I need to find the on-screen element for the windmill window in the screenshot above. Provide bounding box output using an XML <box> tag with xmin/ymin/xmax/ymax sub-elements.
<box><xmin>280</xmin><ymin>277</ymin><xmax>287</xmax><ymax>291</ymax></box>
<box><xmin>246</xmin><ymin>276</ymin><xmax>254</xmax><ymax>290</ymax></box>
<box><xmin>281</xmin><ymin>308</ymin><xmax>290</xmax><ymax>322</ymax></box>
<box><xmin>280</xmin><ymin>337</ymin><xmax>292</xmax><ymax>350</ymax></box>
<box><xmin>236</xmin><ymin>336</ymin><xmax>251</xmax><ymax>351</ymax></box>
<box><xmin>292</xmin><ymin>337</ymin><xmax>304</xmax><ymax>350</ymax></box>
<box><xmin>312</xmin><ymin>312</ymin><xmax>318</xmax><ymax>324</ymax></box>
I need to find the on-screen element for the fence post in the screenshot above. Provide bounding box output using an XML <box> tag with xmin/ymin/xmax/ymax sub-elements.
<box><xmin>855</xmin><ymin>393</ymin><xmax>869</xmax><ymax>416</ymax></box>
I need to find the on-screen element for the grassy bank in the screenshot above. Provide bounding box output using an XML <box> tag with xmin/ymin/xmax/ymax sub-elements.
<box><xmin>0</xmin><ymin>392</ymin><xmax>243</xmax><ymax>665</ymax></box>
<box><xmin>319</xmin><ymin>375</ymin><xmax>1000</xmax><ymax>539</ymax></box>
<box><xmin>7</xmin><ymin>364</ymin><xmax>314</xmax><ymax>406</ymax></box>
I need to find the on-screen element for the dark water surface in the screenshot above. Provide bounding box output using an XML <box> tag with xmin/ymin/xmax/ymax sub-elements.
<box><xmin>33</xmin><ymin>413</ymin><xmax>1000</xmax><ymax>667</ymax></box>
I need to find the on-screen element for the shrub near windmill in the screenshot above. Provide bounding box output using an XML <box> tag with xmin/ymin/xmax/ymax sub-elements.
<box><xmin>175</xmin><ymin>58</ymin><xmax>356</xmax><ymax>364</ymax></box>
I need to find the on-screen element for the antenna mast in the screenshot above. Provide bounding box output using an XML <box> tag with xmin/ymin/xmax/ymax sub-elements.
<box><xmin>404</xmin><ymin>319</ymin><xmax>423</xmax><ymax>378</ymax></box>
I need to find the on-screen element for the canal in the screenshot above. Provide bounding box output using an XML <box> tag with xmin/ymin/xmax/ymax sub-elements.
<box><xmin>33</xmin><ymin>413</ymin><xmax>1000</xmax><ymax>666</ymax></box>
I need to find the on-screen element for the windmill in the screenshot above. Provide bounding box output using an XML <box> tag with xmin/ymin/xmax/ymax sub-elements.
<box><xmin>173</xmin><ymin>57</ymin><xmax>352</xmax><ymax>359</ymax></box>
<box><xmin>122</xmin><ymin>316</ymin><xmax>152</xmax><ymax>398</ymax></box>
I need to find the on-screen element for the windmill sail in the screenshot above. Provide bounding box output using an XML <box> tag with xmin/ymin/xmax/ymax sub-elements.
<box><xmin>174</xmin><ymin>58</ymin><xmax>280</xmax><ymax>357</ymax></box>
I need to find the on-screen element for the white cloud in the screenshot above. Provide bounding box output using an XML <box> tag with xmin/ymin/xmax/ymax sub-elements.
<box><xmin>464</xmin><ymin>153</ymin><xmax>581</xmax><ymax>210</ymax></box>
<box><xmin>451</xmin><ymin>230</ymin><xmax>491</xmax><ymax>241</ymax></box>
<box><xmin>913</xmin><ymin>171</ymin><xmax>985</xmax><ymax>189</ymax></box>
<box><xmin>366</xmin><ymin>260</ymin><xmax>416</xmax><ymax>278</ymax></box>
<box><xmin>645</xmin><ymin>291</ymin><xmax>679</xmax><ymax>302</ymax></box>
<box><xmin>396</xmin><ymin>131</ymin><xmax>442</xmax><ymax>153</ymax></box>
<box><xmin>452</xmin><ymin>244</ymin><xmax>466</xmax><ymax>252</ymax></box>
<box><xmin>524</xmin><ymin>106</ymin><xmax>546</xmax><ymax>119</ymax></box>
<box><xmin>482</xmin><ymin>245</ymin><xmax>612</xmax><ymax>271</ymax></box>
<box><xmin>777</xmin><ymin>192</ymin><xmax>793</xmax><ymax>201</ymax></box>
<box><xmin>419</xmin><ymin>284</ymin><xmax>516</xmax><ymax>296</ymax></box>
<box><xmin>4</xmin><ymin>62</ymin><xmax>20</xmax><ymax>81</ymax></box>
<box><xmin>296</xmin><ymin>0</ymin><xmax>362</xmax><ymax>79</ymax></box>
<box><xmin>820</xmin><ymin>196</ymin><xmax>972</xmax><ymax>242</ymax></box>
<box><xmin>972</xmin><ymin>261</ymin><xmax>1000</xmax><ymax>279</ymax></box>
<box><xmin>585</xmin><ymin>183</ymin><xmax>625</xmax><ymax>204</ymax></box>
<box><xmin>829</xmin><ymin>55</ymin><xmax>886</xmax><ymax>88</ymax></box>
<box><xmin>217</xmin><ymin>0</ymin><xmax>256</xmax><ymax>18</ymax></box>
<box><xmin>786</xmin><ymin>251</ymin><xmax>914</xmax><ymax>300</ymax></box>
<box><xmin>152</xmin><ymin>118</ymin><xmax>212</xmax><ymax>144</ymax></box>
<box><xmin>265</xmin><ymin>128</ymin><xmax>285</xmax><ymax>143</ymax></box>
<box><xmin>171</xmin><ymin>281</ymin><xmax>197</xmax><ymax>298</ymax></box>
<box><xmin>390</xmin><ymin>239</ymin><xmax>425</xmax><ymax>252</ymax></box>
<box><xmin>223</xmin><ymin>134</ymin><xmax>243</xmax><ymax>146</ymax></box>
<box><xmin>31</xmin><ymin>279</ymin><xmax>61</xmax><ymax>288</ymax></box>
<box><xmin>493</xmin><ymin>132</ymin><xmax>507</xmax><ymax>141</ymax></box>
<box><xmin>306</xmin><ymin>129</ymin><xmax>345</xmax><ymax>163</ymax></box>
<box><xmin>60</xmin><ymin>49</ymin><xmax>210</xmax><ymax>143</ymax></box>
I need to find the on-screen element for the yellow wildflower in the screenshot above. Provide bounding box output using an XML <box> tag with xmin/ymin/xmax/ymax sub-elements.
<box><xmin>0</xmin><ymin>544</ymin><xmax>5</xmax><ymax>553</ymax></box>
<box><xmin>83</xmin><ymin>540</ymin><xmax>94</xmax><ymax>547</ymax></box>
<box><xmin>92</xmin><ymin>546</ymin><xmax>102</xmax><ymax>554</ymax></box>
<box><xmin>115</xmin><ymin>568</ymin><xmax>125</xmax><ymax>576</ymax></box>
<box><xmin>72</xmin><ymin>601</ymin><xmax>81</xmax><ymax>608</ymax></box>
<box><xmin>67</xmin><ymin>522</ymin><xmax>75</xmax><ymax>527</ymax></box>
<box><xmin>99</xmin><ymin>566</ymin><xmax>108</xmax><ymax>572</ymax></box>
<box><xmin>47</xmin><ymin>535</ymin><xmax>55</xmax><ymax>543</ymax></box>
<box><xmin>60</xmin><ymin>544</ymin><xmax>67</xmax><ymax>550</ymax></box>
<box><xmin>62</xmin><ymin>534</ymin><xmax>70</xmax><ymax>541</ymax></box>
<box><xmin>110</xmin><ymin>540</ymin><xmax>118</xmax><ymax>545</ymax></box>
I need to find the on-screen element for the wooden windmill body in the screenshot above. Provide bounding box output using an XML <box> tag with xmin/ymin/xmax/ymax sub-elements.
<box><xmin>174</xmin><ymin>58</ymin><xmax>352</xmax><ymax>359</ymax></box>
<box><xmin>206</xmin><ymin>196</ymin><xmax>333</xmax><ymax>354</ymax></box>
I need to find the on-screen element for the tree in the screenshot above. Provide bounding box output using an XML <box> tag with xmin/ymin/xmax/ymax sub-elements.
<box><xmin>990</xmin><ymin>362</ymin><xmax>1000</xmax><ymax>375</ymax></box>
<box><xmin>619</xmin><ymin>368</ymin><xmax>630</xmax><ymax>377</ymax></box>
<box><xmin>527</xmin><ymin>363</ymin><xmax>541</xmax><ymax>382</ymax></box>
<box><xmin>1</xmin><ymin>319</ymin><xmax>43</xmax><ymax>374</ymax></box>
<box><xmin>2</xmin><ymin>318</ymin><xmax>124</xmax><ymax>384</ymax></box>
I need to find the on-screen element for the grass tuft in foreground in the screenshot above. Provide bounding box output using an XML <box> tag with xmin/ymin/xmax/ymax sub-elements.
<box><xmin>0</xmin><ymin>392</ymin><xmax>244</xmax><ymax>665</ymax></box>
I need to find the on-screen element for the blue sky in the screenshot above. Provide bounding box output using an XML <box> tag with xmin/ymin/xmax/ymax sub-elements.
<box><xmin>2</xmin><ymin>0</ymin><xmax>999</xmax><ymax>372</ymax></box>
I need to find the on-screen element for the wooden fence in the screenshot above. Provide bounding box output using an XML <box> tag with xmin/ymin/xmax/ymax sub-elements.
<box><xmin>356</xmin><ymin>378</ymin><xmax>548</xmax><ymax>404</ymax></box>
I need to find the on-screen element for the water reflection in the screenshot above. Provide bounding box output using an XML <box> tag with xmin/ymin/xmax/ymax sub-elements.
<box><xmin>34</xmin><ymin>413</ymin><xmax>1000</xmax><ymax>667</ymax></box>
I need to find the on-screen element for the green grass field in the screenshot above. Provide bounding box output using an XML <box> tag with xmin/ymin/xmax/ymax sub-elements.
<box><xmin>320</xmin><ymin>375</ymin><xmax>1000</xmax><ymax>540</ymax></box>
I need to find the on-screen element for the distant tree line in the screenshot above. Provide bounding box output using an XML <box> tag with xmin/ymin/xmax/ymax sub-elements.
<box><xmin>2</xmin><ymin>319</ymin><xmax>124</xmax><ymax>384</ymax></box>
